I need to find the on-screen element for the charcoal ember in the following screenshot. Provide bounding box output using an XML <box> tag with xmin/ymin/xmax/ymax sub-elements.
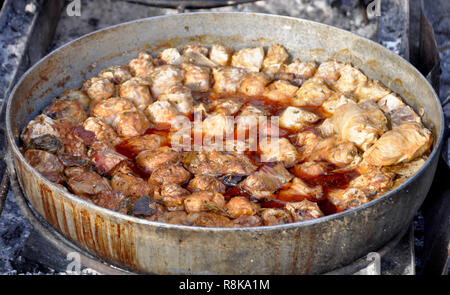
<box><xmin>219</xmin><ymin>175</ymin><xmax>246</xmax><ymax>187</ymax></box>
<box><xmin>26</xmin><ymin>134</ymin><xmax>62</xmax><ymax>153</ymax></box>
<box><xmin>132</xmin><ymin>195</ymin><xmax>156</xmax><ymax>216</ymax></box>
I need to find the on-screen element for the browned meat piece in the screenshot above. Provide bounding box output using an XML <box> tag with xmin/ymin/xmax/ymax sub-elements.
<box><xmin>363</xmin><ymin>122</ymin><xmax>432</xmax><ymax>166</ymax></box>
<box><xmin>92</xmin><ymin>190</ymin><xmax>128</xmax><ymax>213</ymax></box>
<box><xmin>99</xmin><ymin>65</ymin><xmax>132</xmax><ymax>84</ymax></box>
<box><xmin>186</xmin><ymin>212</ymin><xmax>232</xmax><ymax>227</ymax></box>
<box><xmin>158</xmin><ymin>85</ymin><xmax>194</xmax><ymax>115</ymax></box>
<box><xmin>180</xmin><ymin>63</ymin><xmax>211</xmax><ymax>92</ymax></box>
<box><xmin>294</xmin><ymin>161</ymin><xmax>328</xmax><ymax>177</ymax></box>
<box><xmin>184</xmin><ymin>191</ymin><xmax>226</xmax><ymax>214</ymax></box>
<box><xmin>149</xmin><ymin>164</ymin><xmax>191</xmax><ymax>185</ymax></box>
<box><xmin>182</xmin><ymin>150</ymin><xmax>257</xmax><ymax>177</ymax></box>
<box><xmin>136</xmin><ymin>146</ymin><xmax>180</xmax><ymax>173</ymax></box>
<box><xmin>328</xmin><ymin>188</ymin><xmax>370</xmax><ymax>212</ymax></box>
<box><xmin>294</xmin><ymin>128</ymin><xmax>322</xmax><ymax>161</ymax></box>
<box><xmin>238</xmin><ymin>72</ymin><xmax>271</xmax><ymax>96</ymax></box>
<box><xmin>278</xmin><ymin>177</ymin><xmax>323</xmax><ymax>202</ymax></box>
<box><xmin>225</xmin><ymin>196</ymin><xmax>259</xmax><ymax>218</ymax></box>
<box><xmin>111</xmin><ymin>172</ymin><xmax>154</xmax><ymax>201</ymax></box>
<box><xmin>377</xmin><ymin>93</ymin><xmax>421</xmax><ymax>128</ymax></box>
<box><xmin>128</xmin><ymin>51</ymin><xmax>154</xmax><ymax>79</ymax></box>
<box><xmin>239</xmin><ymin>163</ymin><xmax>293</xmax><ymax>199</ymax></box>
<box><xmin>212</xmin><ymin>66</ymin><xmax>247</xmax><ymax>93</ymax></box>
<box><xmin>24</xmin><ymin>133</ymin><xmax>62</xmax><ymax>154</ymax></box>
<box><xmin>315</xmin><ymin>59</ymin><xmax>344</xmax><ymax>84</ymax></box>
<box><xmin>89</xmin><ymin>147</ymin><xmax>127</xmax><ymax>175</ymax></box>
<box><xmin>24</xmin><ymin>149</ymin><xmax>64</xmax><ymax>183</ymax></box>
<box><xmin>67</xmin><ymin>171</ymin><xmax>112</xmax><ymax>196</ymax></box>
<box><xmin>183</xmin><ymin>44</ymin><xmax>209</xmax><ymax>56</ymax></box>
<box><xmin>386</xmin><ymin>157</ymin><xmax>426</xmax><ymax>178</ymax></box>
<box><xmin>279</xmin><ymin>106</ymin><xmax>320</xmax><ymax>131</ymax></box>
<box><xmin>355</xmin><ymin>79</ymin><xmax>391</xmax><ymax>102</ymax></box>
<box><xmin>209</xmin><ymin>44</ymin><xmax>233</xmax><ymax>66</ymax></box>
<box><xmin>145</xmin><ymin>100</ymin><xmax>181</xmax><ymax>127</ymax></box>
<box><xmin>21</xmin><ymin>114</ymin><xmax>60</xmax><ymax>147</ymax></box>
<box><xmin>90</xmin><ymin>97</ymin><xmax>136</xmax><ymax>125</ymax></box>
<box><xmin>157</xmin><ymin>211</ymin><xmax>190</xmax><ymax>225</ymax></box>
<box><xmin>262</xmin><ymin>44</ymin><xmax>289</xmax><ymax>74</ymax></box>
<box><xmin>321</xmin><ymin>93</ymin><xmax>356</xmax><ymax>115</ymax></box>
<box><xmin>83</xmin><ymin>77</ymin><xmax>115</xmax><ymax>102</ymax></box>
<box><xmin>187</xmin><ymin>175</ymin><xmax>226</xmax><ymax>193</ymax></box>
<box><xmin>112</xmin><ymin>110</ymin><xmax>150</xmax><ymax>137</ymax></box>
<box><xmin>235</xmin><ymin>104</ymin><xmax>267</xmax><ymax>131</ymax></box>
<box><xmin>308</xmin><ymin>136</ymin><xmax>359</xmax><ymax>168</ymax></box>
<box><xmin>64</xmin><ymin>166</ymin><xmax>89</xmax><ymax>178</ymax></box>
<box><xmin>210</xmin><ymin>98</ymin><xmax>243</xmax><ymax>116</ymax></box>
<box><xmin>258</xmin><ymin>137</ymin><xmax>299</xmax><ymax>168</ymax></box>
<box><xmin>115</xmin><ymin>134</ymin><xmax>164</xmax><ymax>157</ymax></box>
<box><xmin>44</xmin><ymin>99</ymin><xmax>87</xmax><ymax>124</ymax></box>
<box><xmin>60</xmin><ymin>89</ymin><xmax>91</xmax><ymax>111</ymax></box>
<box><xmin>83</xmin><ymin>117</ymin><xmax>117</xmax><ymax>143</ymax></box>
<box><xmin>285</xmin><ymin>200</ymin><xmax>324</xmax><ymax>222</ymax></box>
<box><xmin>154</xmin><ymin>183</ymin><xmax>190</xmax><ymax>211</ymax></box>
<box><xmin>349</xmin><ymin>165</ymin><xmax>394</xmax><ymax>197</ymax></box>
<box><xmin>119</xmin><ymin>77</ymin><xmax>153</xmax><ymax>111</ymax></box>
<box><xmin>282</xmin><ymin>59</ymin><xmax>317</xmax><ymax>79</ymax></box>
<box><xmin>231</xmin><ymin>215</ymin><xmax>263</xmax><ymax>227</ymax></box>
<box><xmin>260</xmin><ymin>208</ymin><xmax>292</xmax><ymax>226</ymax></box>
<box><xmin>149</xmin><ymin>65</ymin><xmax>184</xmax><ymax>98</ymax></box>
<box><xmin>291</xmin><ymin>77</ymin><xmax>333</xmax><ymax>107</ymax></box>
<box><xmin>333</xmin><ymin>63</ymin><xmax>367</xmax><ymax>95</ymax></box>
<box><xmin>263</xmin><ymin>80</ymin><xmax>298</xmax><ymax>102</ymax></box>
<box><xmin>231</xmin><ymin>46</ymin><xmax>264</xmax><ymax>72</ymax></box>
<box><xmin>197</xmin><ymin>113</ymin><xmax>233</xmax><ymax>138</ymax></box>
<box><xmin>156</xmin><ymin>48</ymin><xmax>183</xmax><ymax>65</ymax></box>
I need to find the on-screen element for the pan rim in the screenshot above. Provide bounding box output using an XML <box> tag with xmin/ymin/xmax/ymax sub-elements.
<box><xmin>6</xmin><ymin>11</ymin><xmax>445</xmax><ymax>233</ymax></box>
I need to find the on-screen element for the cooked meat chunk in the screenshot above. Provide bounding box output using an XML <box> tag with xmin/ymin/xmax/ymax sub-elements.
<box><xmin>89</xmin><ymin>148</ymin><xmax>127</xmax><ymax>175</ymax></box>
<box><xmin>154</xmin><ymin>183</ymin><xmax>190</xmax><ymax>211</ymax></box>
<box><xmin>99</xmin><ymin>65</ymin><xmax>132</xmax><ymax>84</ymax></box>
<box><xmin>262</xmin><ymin>44</ymin><xmax>289</xmax><ymax>74</ymax></box>
<box><xmin>278</xmin><ymin>177</ymin><xmax>323</xmax><ymax>202</ymax></box>
<box><xmin>24</xmin><ymin>149</ymin><xmax>64</xmax><ymax>183</ymax></box>
<box><xmin>279</xmin><ymin>106</ymin><xmax>320</xmax><ymax>131</ymax></box>
<box><xmin>187</xmin><ymin>175</ymin><xmax>226</xmax><ymax>193</ymax></box>
<box><xmin>90</xmin><ymin>97</ymin><xmax>136</xmax><ymax>125</ymax></box>
<box><xmin>210</xmin><ymin>98</ymin><xmax>243</xmax><ymax>116</ymax></box>
<box><xmin>149</xmin><ymin>164</ymin><xmax>191</xmax><ymax>185</ymax></box>
<box><xmin>231</xmin><ymin>46</ymin><xmax>264</xmax><ymax>72</ymax></box>
<box><xmin>232</xmin><ymin>215</ymin><xmax>263</xmax><ymax>227</ymax></box>
<box><xmin>157</xmin><ymin>48</ymin><xmax>183</xmax><ymax>65</ymax></box>
<box><xmin>225</xmin><ymin>196</ymin><xmax>258</xmax><ymax>218</ymax></box>
<box><xmin>285</xmin><ymin>200</ymin><xmax>324</xmax><ymax>222</ymax></box>
<box><xmin>349</xmin><ymin>166</ymin><xmax>394</xmax><ymax>197</ymax></box>
<box><xmin>64</xmin><ymin>166</ymin><xmax>89</xmax><ymax>178</ymax></box>
<box><xmin>259</xmin><ymin>137</ymin><xmax>299</xmax><ymax>167</ymax></box>
<box><xmin>60</xmin><ymin>89</ymin><xmax>91</xmax><ymax>111</ymax></box>
<box><xmin>182</xmin><ymin>44</ymin><xmax>209</xmax><ymax>56</ymax></box>
<box><xmin>308</xmin><ymin>136</ymin><xmax>359</xmax><ymax>168</ymax></box>
<box><xmin>136</xmin><ymin>146</ymin><xmax>180</xmax><ymax>173</ymax></box>
<box><xmin>180</xmin><ymin>63</ymin><xmax>211</xmax><ymax>92</ymax></box>
<box><xmin>263</xmin><ymin>80</ymin><xmax>298</xmax><ymax>102</ymax></box>
<box><xmin>149</xmin><ymin>65</ymin><xmax>184</xmax><ymax>98</ymax></box>
<box><xmin>282</xmin><ymin>59</ymin><xmax>317</xmax><ymax>79</ymax></box>
<box><xmin>128</xmin><ymin>51</ymin><xmax>154</xmax><ymax>79</ymax></box>
<box><xmin>83</xmin><ymin>77</ymin><xmax>115</xmax><ymax>102</ymax></box>
<box><xmin>156</xmin><ymin>211</ymin><xmax>190</xmax><ymax>225</ymax></box>
<box><xmin>212</xmin><ymin>66</ymin><xmax>247</xmax><ymax>93</ymax></box>
<box><xmin>92</xmin><ymin>190</ymin><xmax>128</xmax><ymax>212</ymax></box>
<box><xmin>67</xmin><ymin>171</ymin><xmax>112</xmax><ymax>196</ymax></box>
<box><xmin>355</xmin><ymin>79</ymin><xmax>391</xmax><ymax>102</ymax></box>
<box><xmin>115</xmin><ymin>134</ymin><xmax>164</xmax><ymax>157</ymax></box>
<box><xmin>321</xmin><ymin>93</ymin><xmax>356</xmax><ymax>115</ymax></box>
<box><xmin>199</xmin><ymin>113</ymin><xmax>233</xmax><ymax>138</ymax></box>
<box><xmin>239</xmin><ymin>163</ymin><xmax>293</xmax><ymax>199</ymax></box>
<box><xmin>330</xmin><ymin>102</ymin><xmax>387</xmax><ymax>151</ymax></box>
<box><xmin>83</xmin><ymin>117</ymin><xmax>117</xmax><ymax>143</ymax></box>
<box><xmin>294</xmin><ymin>161</ymin><xmax>328</xmax><ymax>177</ymax></box>
<box><xmin>294</xmin><ymin>128</ymin><xmax>322</xmax><ymax>161</ymax></box>
<box><xmin>333</xmin><ymin>63</ymin><xmax>367</xmax><ymax>95</ymax></box>
<box><xmin>112</xmin><ymin>110</ymin><xmax>150</xmax><ymax>137</ymax></box>
<box><xmin>377</xmin><ymin>93</ymin><xmax>421</xmax><ymax>127</ymax></box>
<box><xmin>238</xmin><ymin>72</ymin><xmax>271</xmax><ymax>96</ymax></box>
<box><xmin>145</xmin><ymin>100</ymin><xmax>180</xmax><ymax>127</ymax></box>
<box><xmin>209</xmin><ymin>44</ymin><xmax>233</xmax><ymax>66</ymax></box>
<box><xmin>21</xmin><ymin>114</ymin><xmax>60</xmax><ymax>146</ymax></box>
<box><xmin>260</xmin><ymin>208</ymin><xmax>292</xmax><ymax>226</ymax></box>
<box><xmin>44</xmin><ymin>99</ymin><xmax>87</xmax><ymax>124</ymax></box>
<box><xmin>184</xmin><ymin>191</ymin><xmax>226</xmax><ymax>214</ymax></box>
<box><xmin>111</xmin><ymin>172</ymin><xmax>153</xmax><ymax>201</ymax></box>
<box><xmin>236</xmin><ymin>104</ymin><xmax>267</xmax><ymax>130</ymax></box>
<box><xmin>363</xmin><ymin>122</ymin><xmax>432</xmax><ymax>166</ymax></box>
<box><xmin>182</xmin><ymin>150</ymin><xmax>257</xmax><ymax>176</ymax></box>
<box><xmin>187</xmin><ymin>212</ymin><xmax>232</xmax><ymax>227</ymax></box>
<box><xmin>158</xmin><ymin>85</ymin><xmax>194</xmax><ymax>115</ymax></box>
<box><xmin>119</xmin><ymin>77</ymin><xmax>153</xmax><ymax>111</ymax></box>
<box><xmin>315</xmin><ymin>59</ymin><xmax>344</xmax><ymax>84</ymax></box>
<box><xmin>328</xmin><ymin>188</ymin><xmax>370</xmax><ymax>212</ymax></box>
<box><xmin>292</xmin><ymin>77</ymin><xmax>333</xmax><ymax>107</ymax></box>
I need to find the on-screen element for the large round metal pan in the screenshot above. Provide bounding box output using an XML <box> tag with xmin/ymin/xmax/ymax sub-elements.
<box><xmin>5</xmin><ymin>12</ymin><xmax>445</xmax><ymax>274</ymax></box>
